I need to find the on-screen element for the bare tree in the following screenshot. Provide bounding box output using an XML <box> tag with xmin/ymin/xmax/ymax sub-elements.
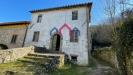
<box><xmin>119</xmin><ymin>0</ymin><xmax>127</xmax><ymax>18</ymax></box>
<box><xmin>119</xmin><ymin>0</ymin><xmax>133</xmax><ymax>18</ymax></box>
<box><xmin>104</xmin><ymin>0</ymin><xmax>129</xmax><ymax>75</ymax></box>
<box><xmin>105</xmin><ymin>0</ymin><xmax>116</xmax><ymax>26</ymax></box>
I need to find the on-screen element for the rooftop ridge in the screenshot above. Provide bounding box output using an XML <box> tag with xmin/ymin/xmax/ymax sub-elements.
<box><xmin>30</xmin><ymin>2</ymin><xmax>92</xmax><ymax>13</ymax></box>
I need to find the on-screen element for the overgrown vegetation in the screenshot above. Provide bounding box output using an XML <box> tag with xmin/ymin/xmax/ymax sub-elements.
<box><xmin>51</xmin><ymin>64</ymin><xmax>90</xmax><ymax>75</ymax></box>
<box><xmin>113</xmin><ymin>10</ymin><xmax>133</xmax><ymax>75</ymax></box>
<box><xmin>0</xmin><ymin>61</ymin><xmax>34</xmax><ymax>75</ymax></box>
<box><xmin>91</xmin><ymin>8</ymin><xmax>133</xmax><ymax>75</ymax></box>
<box><xmin>0</xmin><ymin>60</ymin><xmax>91</xmax><ymax>75</ymax></box>
<box><xmin>91</xmin><ymin>25</ymin><xmax>113</xmax><ymax>49</ymax></box>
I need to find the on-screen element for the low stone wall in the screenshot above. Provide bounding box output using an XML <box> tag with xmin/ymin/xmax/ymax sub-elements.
<box><xmin>93</xmin><ymin>47</ymin><xmax>118</xmax><ymax>68</ymax></box>
<box><xmin>0</xmin><ymin>46</ymin><xmax>34</xmax><ymax>63</ymax></box>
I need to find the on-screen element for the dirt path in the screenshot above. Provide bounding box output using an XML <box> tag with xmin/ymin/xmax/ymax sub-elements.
<box><xmin>88</xmin><ymin>57</ymin><xmax>118</xmax><ymax>75</ymax></box>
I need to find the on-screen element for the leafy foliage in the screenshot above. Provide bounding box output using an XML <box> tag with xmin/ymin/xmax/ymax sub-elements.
<box><xmin>91</xmin><ymin>25</ymin><xmax>113</xmax><ymax>48</ymax></box>
<box><xmin>117</xmin><ymin>19</ymin><xmax>133</xmax><ymax>49</ymax></box>
<box><xmin>113</xmin><ymin>9</ymin><xmax>133</xmax><ymax>75</ymax></box>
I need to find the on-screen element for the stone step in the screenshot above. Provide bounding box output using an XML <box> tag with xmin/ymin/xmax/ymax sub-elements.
<box><xmin>28</xmin><ymin>53</ymin><xmax>60</xmax><ymax>58</ymax></box>
<box><xmin>1</xmin><ymin>71</ymin><xmax>49</xmax><ymax>75</ymax></box>
<box><xmin>24</xmin><ymin>56</ymin><xmax>44</xmax><ymax>59</ymax></box>
<box><xmin>24</xmin><ymin>56</ymin><xmax>52</xmax><ymax>63</ymax></box>
<box><xmin>18</xmin><ymin>58</ymin><xmax>49</xmax><ymax>65</ymax></box>
<box><xmin>14</xmin><ymin>72</ymin><xmax>34</xmax><ymax>75</ymax></box>
<box><xmin>42</xmin><ymin>51</ymin><xmax>64</xmax><ymax>54</ymax></box>
<box><xmin>18</xmin><ymin>58</ymin><xmax>37</xmax><ymax>63</ymax></box>
<box><xmin>2</xmin><ymin>71</ymin><xmax>34</xmax><ymax>75</ymax></box>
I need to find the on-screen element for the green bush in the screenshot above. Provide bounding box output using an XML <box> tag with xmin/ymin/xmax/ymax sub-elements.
<box><xmin>113</xmin><ymin>13</ymin><xmax>133</xmax><ymax>75</ymax></box>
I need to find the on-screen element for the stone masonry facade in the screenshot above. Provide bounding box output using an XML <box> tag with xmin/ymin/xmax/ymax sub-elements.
<box><xmin>0</xmin><ymin>21</ymin><xmax>30</xmax><ymax>49</ymax></box>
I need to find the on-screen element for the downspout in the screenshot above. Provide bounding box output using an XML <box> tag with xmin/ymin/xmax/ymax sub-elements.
<box><xmin>22</xmin><ymin>24</ymin><xmax>29</xmax><ymax>47</ymax></box>
<box><xmin>86</xmin><ymin>3</ymin><xmax>92</xmax><ymax>65</ymax></box>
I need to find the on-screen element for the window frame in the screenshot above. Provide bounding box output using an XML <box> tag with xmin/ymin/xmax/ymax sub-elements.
<box><xmin>37</xmin><ymin>14</ymin><xmax>42</xmax><ymax>23</ymax></box>
<box><xmin>11</xmin><ymin>35</ymin><xmax>18</xmax><ymax>44</ymax></box>
<box><xmin>70</xmin><ymin>30</ymin><xmax>79</xmax><ymax>42</ymax></box>
<box><xmin>32</xmin><ymin>31</ymin><xmax>40</xmax><ymax>42</ymax></box>
<box><xmin>72</xmin><ymin>10</ymin><xmax>78</xmax><ymax>20</ymax></box>
<box><xmin>70</xmin><ymin>55</ymin><xmax>78</xmax><ymax>64</ymax></box>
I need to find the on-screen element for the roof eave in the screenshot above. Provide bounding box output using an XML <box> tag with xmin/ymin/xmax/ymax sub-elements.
<box><xmin>30</xmin><ymin>2</ymin><xmax>92</xmax><ymax>13</ymax></box>
<box><xmin>0</xmin><ymin>21</ymin><xmax>30</xmax><ymax>26</ymax></box>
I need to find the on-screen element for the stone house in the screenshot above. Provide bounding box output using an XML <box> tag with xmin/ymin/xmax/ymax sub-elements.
<box><xmin>0</xmin><ymin>21</ymin><xmax>30</xmax><ymax>49</ymax></box>
<box><xmin>25</xmin><ymin>2</ymin><xmax>92</xmax><ymax>66</ymax></box>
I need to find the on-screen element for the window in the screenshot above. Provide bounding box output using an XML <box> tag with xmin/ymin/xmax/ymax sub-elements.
<box><xmin>72</xmin><ymin>11</ymin><xmax>78</xmax><ymax>20</ymax></box>
<box><xmin>11</xmin><ymin>35</ymin><xmax>18</xmax><ymax>44</ymax></box>
<box><xmin>70</xmin><ymin>30</ymin><xmax>79</xmax><ymax>42</ymax></box>
<box><xmin>71</xmin><ymin>55</ymin><xmax>78</xmax><ymax>64</ymax></box>
<box><xmin>37</xmin><ymin>14</ymin><xmax>42</xmax><ymax>23</ymax></box>
<box><xmin>33</xmin><ymin>31</ymin><xmax>40</xmax><ymax>42</ymax></box>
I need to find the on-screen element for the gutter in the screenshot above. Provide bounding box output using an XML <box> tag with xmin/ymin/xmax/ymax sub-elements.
<box><xmin>22</xmin><ymin>25</ymin><xmax>29</xmax><ymax>47</ymax></box>
<box><xmin>86</xmin><ymin>3</ymin><xmax>92</xmax><ymax>65</ymax></box>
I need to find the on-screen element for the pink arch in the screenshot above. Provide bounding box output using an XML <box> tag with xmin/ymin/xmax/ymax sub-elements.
<box><xmin>59</xmin><ymin>23</ymin><xmax>72</xmax><ymax>35</ymax></box>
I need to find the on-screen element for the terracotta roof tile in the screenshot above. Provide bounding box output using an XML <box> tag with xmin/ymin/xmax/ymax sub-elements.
<box><xmin>0</xmin><ymin>21</ymin><xmax>30</xmax><ymax>26</ymax></box>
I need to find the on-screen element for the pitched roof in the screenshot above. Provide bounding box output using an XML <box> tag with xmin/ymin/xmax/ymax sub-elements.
<box><xmin>0</xmin><ymin>21</ymin><xmax>30</xmax><ymax>26</ymax></box>
<box><xmin>30</xmin><ymin>2</ymin><xmax>92</xmax><ymax>13</ymax></box>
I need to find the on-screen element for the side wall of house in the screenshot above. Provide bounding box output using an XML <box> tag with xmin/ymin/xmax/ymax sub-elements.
<box><xmin>0</xmin><ymin>27</ymin><xmax>27</xmax><ymax>49</ymax></box>
<box><xmin>25</xmin><ymin>6</ymin><xmax>91</xmax><ymax>66</ymax></box>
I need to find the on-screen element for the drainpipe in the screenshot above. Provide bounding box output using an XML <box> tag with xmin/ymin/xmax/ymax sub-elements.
<box><xmin>22</xmin><ymin>24</ymin><xmax>29</xmax><ymax>47</ymax></box>
<box><xmin>86</xmin><ymin>3</ymin><xmax>92</xmax><ymax>65</ymax></box>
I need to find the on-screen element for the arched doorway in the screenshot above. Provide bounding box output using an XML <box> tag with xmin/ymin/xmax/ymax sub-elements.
<box><xmin>0</xmin><ymin>44</ymin><xmax>8</xmax><ymax>50</ymax></box>
<box><xmin>51</xmin><ymin>34</ymin><xmax>61</xmax><ymax>51</ymax></box>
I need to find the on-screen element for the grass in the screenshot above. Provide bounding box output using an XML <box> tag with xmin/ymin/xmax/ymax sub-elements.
<box><xmin>0</xmin><ymin>60</ymin><xmax>35</xmax><ymax>75</ymax></box>
<box><xmin>1</xmin><ymin>56</ymin><xmax>120</xmax><ymax>75</ymax></box>
<box><xmin>0</xmin><ymin>56</ymin><xmax>106</xmax><ymax>75</ymax></box>
<box><xmin>0</xmin><ymin>59</ymin><xmax>120</xmax><ymax>75</ymax></box>
<box><xmin>0</xmin><ymin>61</ymin><xmax>25</xmax><ymax>67</ymax></box>
<box><xmin>50</xmin><ymin>64</ymin><xmax>90</xmax><ymax>75</ymax></box>
<box><xmin>0</xmin><ymin>61</ymin><xmax>91</xmax><ymax>75</ymax></box>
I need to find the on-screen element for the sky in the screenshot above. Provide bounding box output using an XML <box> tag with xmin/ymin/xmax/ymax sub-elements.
<box><xmin>0</xmin><ymin>0</ymin><xmax>132</xmax><ymax>25</ymax></box>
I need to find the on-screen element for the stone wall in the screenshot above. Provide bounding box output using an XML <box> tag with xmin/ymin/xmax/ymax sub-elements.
<box><xmin>0</xmin><ymin>46</ymin><xmax>34</xmax><ymax>63</ymax></box>
<box><xmin>93</xmin><ymin>47</ymin><xmax>118</xmax><ymax>68</ymax></box>
<box><xmin>0</xmin><ymin>28</ymin><xmax>27</xmax><ymax>49</ymax></box>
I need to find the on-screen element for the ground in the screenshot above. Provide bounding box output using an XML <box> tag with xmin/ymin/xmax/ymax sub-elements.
<box><xmin>0</xmin><ymin>57</ymin><xmax>119</xmax><ymax>75</ymax></box>
<box><xmin>51</xmin><ymin>57</ymin><xmax>119</xmax><ymax>75</ymax></box>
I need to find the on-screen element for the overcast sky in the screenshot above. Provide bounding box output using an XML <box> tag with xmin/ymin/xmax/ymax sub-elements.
<box><xmin>0</xmin><ymin>0</ymin><xmax>132</xmax><ymax>25</ymax></box>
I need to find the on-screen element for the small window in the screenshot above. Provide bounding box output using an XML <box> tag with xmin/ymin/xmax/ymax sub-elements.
<box><xmin>72</xmin><ymin>11</ymin><xmax>78</xmax><ymax>20</ymax></box>
<box><xmin>11</xmin><ymin>35</ymin><xmax>18</xmax><ymax>44</ymax></box>
<box><xmin>33</xmin><ymin>31</ymin><xmax>40</xmax><ymax>42</ymax></box>
<box><xmin>70</xmin><ymin>30</ymin><xmax>79</xmax><ymax>42</ymax></box>
<box><xmin>37</xmin><ymin>14</ymin><xmax>42</xmax><ymax>23</ymax></box>
<box><xmin>71</xmin><ymin>55</ymin><xmax>78</xmax><ymax>64</ymax></box>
